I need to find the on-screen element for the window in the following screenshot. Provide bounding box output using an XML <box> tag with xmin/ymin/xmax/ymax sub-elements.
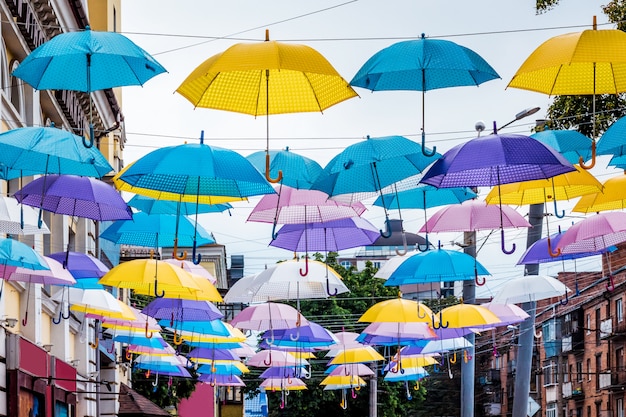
<box><xmin>564</xmin><ymin>364</ymin><xmax>571</xmax><ymax>383</ymax></box>
<box><xmin>617</xmin><ymin>298</ymin><xmax>624</xmax><ymax>323</ymax></box>
<box><xmin>587</xmin><ymin>358</ymin><xmax>592</xmax><ymax>381</ymax></box>
<box><xmin>596</xmin><ymin>308</ymin><xmax>601</xmax><ymax>345</ymax></box>
<box><xmin>576</xmin><ymin>361</ymin><xmax>583</xmax><ymax>382</ymax></box>
<box><xmin>340</xmin><ymin>261</ymin><xmax>352</xmax><ymax>269</ymax></box>
<box><xmin>547</xmin><ymin>403</ymin><xmax>558</xmax><ymax>417</ymax></box>
<box><xmin>10</xmin><ymin>60</ymin><xmax>24</xmax><ymax>115</ymax></box>
<box><xmin>543</xmin><ymin>360</ymin><xmax>559</xmax><ymax>386</ymax></box>
<box><xmin>617</xmin><ymin>348</ymin><xmax>624</xmax><ymax>372</ymax></box>
<box><xmin>587</xmin><ymin>314</ymin><xmax>592</xmax><ymax>335</ymax></box>
<box><xmin>596</xmin><ymin>354</ymin><xmax>602</xmax><ymax>389</ymax></box>
<box><xmin>617</xmin><ymin>398</ymin><xmax>624</xmax><ymax>417</ymax></box>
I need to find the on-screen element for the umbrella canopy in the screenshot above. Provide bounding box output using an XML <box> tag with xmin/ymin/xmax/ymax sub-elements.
<box><xmin>555</xmin><ymin>212</ymin><xmax>626</xmax><ymax>254</ymax></box>
<box><xmin>517</xmin><ymin>230</ymin><xmax>614</xmax><ymax>265</ymax></box>
<box><xmin>99</xmin><ymin>212</ymin><xmax>215</xmax><ymax>248</ymax></box>
<box><xmin>359</xmin><ymin>297</ymin><xmax>433</xmax><ymax>323</ymax></box>
<box><xmin>373</xmin><ymin>185</ymin><xmax>477</xmax><ymax>210</ymax></box>
<box><xmin>5</xmin><ymin>256</ymin><xmax>75</xmax><ymax>286</ymax></box>
<box><xmin>597</xmin><ymin>115</ymin><xmax>626</xmax><ymax>159</ymax></box>
<box><xmin>15</xmin><ymin>175</ymin><xmax>133</xmax><ymax>221</ymax></box>
<box><xmin>247</xmin><ymin>148</ymin><xmax>324</xmax><ymax>190</ymax></box>
<box><xmin>127</xmin><ymin>194</ymin><xmax>232</xmax><ymax>215</ymax></box>
<box><xmin>0</xmin><ymin>196</ymin><xmax>50</xmax><ymax>235</ymax></box>
<box><xmin>572</xmin><ymin>173</ymin><xmax>626</xmax><ymax>213</ymax></box>
<box><xmin>0</xmin><ymin>237</ymin><xmax>49</xmax><ymax>270</ymax></box>
<box><xmin>328</xmin><ymin>346</ymin><xmax>384</xmax><ymax>365</ymax></box>
<box><xmin>260</xmin><ymin>377</ymin><xmax>308</xmax><ymax>391</ymax></box>
<box><xmin>269</xmin><ymin>217</ymin><xmax>380</xmax><ymax>253</ymax></box>
<box><xmin>47</xmin><ymin>251</ymin><xmax>109</xmax><ymax>278</ymax></box>
<box><xmin>531</xmin><ymin>128</ymin><xmax>593</xmax><ymax>165</ymax></box>
<box><xmin>350</xmin><ymin>34</ymin><xmax>499</xmax><ymax>156</ymax></box>
<box><xmin>326</xmin><ymin>364</ymin><xmax>375</xmax><ymax>377</ymax></box>
<box><xmin>160</xmin><ymin>272</ymin><xmax>223</xmax><ymax>302</ymax></box>
<box><xmin>98</xmin><ymin>258</ymin><xmax>201</xmax><ymax>298</ymax></box>
<box><xmin>438</xmin><ymin>304</ymin><xmax>501</xmax><ymax>329</ymax></box>
<box><xmin>260</xmin><ymin>366</ymin><xmax>308</xmax><ymax>379</ymax></box>
<box><xmin>230</xmin><ymin>302</ymin><xmax>308</xmax><ymax>332</ymax></box>
<box><xmin>198</xmin><ymin>374</ymin><xmax>246</xmax><ymax>387</ymax></box>
<box><xmin>383</xmin><ymin>248</ymin><xmax>491</xmax><ymax>286</ymax></box>
<box><xmin>224</xmin><ymin>259</ymin><xmax>349</xmax><ymax>302</ymax></box>
<box><xmin>260</xmin><ymin>321</ymin><xmax>336</xmax><ymax>347</ymax></box>
<box><xmin>247</xmin><ymin>350</ymin><xmax>308</xmax><ymax>368</ymax></box>
<box><xmin>12</xmin><ymin>26</ymin><xmax>166</xmax><ymax>92</ymax></box>
<box><xmin>59</xmin><ymin>288</ymin><xmax>134</xmax><ymax>319</ymax></box>
<box><xmin>403</xmin><ymin>337</ymin><xmax>474</xmax><ymax>355</ymax></box>
<box><xmin>358</xmin><ymin>321</ymin><xmax>437</xmax><ymax>345</ymax></box>
<box><xmin>480</xmin><ymin>302</ymin><xmax>530</xmax><ymax>327</ymax></box>
<box><xmin>163</xmin><ymin>259</ymin><xmax>217</xmax><ymax>285</ymax></box>
<box><xmin>142</xmin><ymin>298</ymin><xmax>223</xmax><ymax>322</ymax></box>
<box><xmin>492</xmin><ymin>275</ymin><xmax>571</xmax><ymax>304</ymax></box>
<box><xmin>0</xmin><ymin>126</ymin><xmax>113</xmax><ymax>178</ymax></box>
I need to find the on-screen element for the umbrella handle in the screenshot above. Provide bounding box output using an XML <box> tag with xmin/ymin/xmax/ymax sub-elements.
<box><xmin>90</xmin><ymin>332</ymin><xmax>99</xmax><ymax>349</ymax></box>
<box><xmin>421</xmin><ymin>131</ymin><xmax>437</xmax><ymax>157</ymax></box>
<box><xmin>126</xmin><ymin>350</ymin><xmax>132</xmax><ymax>361</ymax></box>
<box><xmin>534</xmin><ymin>329</ymin><xmax>542</xmax><ymax>339</ymax></box>
<box><xmin>395</xmin><ymin>231</ymin><xmax>408</xmax><ymax>256</ymax></box>
<box><xmin>326</xmin><ymin>277</ymin><xmax>338</xmax><ymax>297</ymax></box>
<box><xmin>560</xmin><ymin>291</ymin><xmax>569</xmax><ymax>306</ymax></box>
<box><xmin>271</xmin><ymin>222</ymin><xmax>279</xmax><ymax>240</ymax></box>
<box><xmin>52</xmin><ymin>309</ymin><xmax>63</xmax><ymax>325</ymax></box>
<box><xmin>500</xmin><ymin>229</ymin><xmax>516</xmax><ymax>255</ymax></box>
<box><xmin>547</xmin><ymin>237</ymin><xmax>562</xmax><ymax>258</ymax></box>
<box><xmin>414</xmin><ymin>381</ymin><xmax>420</xmax><ymax>391</ymax></box>
<box><xmin>192</xmin><ymin>241</ymin><xmax>202</xmax><ymax>265</ymax></box>
<box><xmin>265</xmin><ymin>153</ymin><xmax>283</xmax><ymax>183</ymax></box>
<box><xmin>154</xmin><ymin>279</ymin><xmax>165</xmax><ymax>298</ymax></box>
<box><xmin>417</xmin><ymin>234</ymin><xmax>429</xmax><ymax>252</ymax></box>
<box><xmin>405</xmin><ymin>381</ymin><xmax>413</xmax><ymax>401</ymax></box>
<box><xmin>152</xmin><ymin>372</ymin><xmax>159</xmax><ymax>387</ymax></box>
<box><xmin>37</xmin><ymin>208</ymin><xmax>44</xmax><ymax>229</ymax></box>
<box><xmin>173</xmin><ymin>330</ymin><xmax>183</xmax><ymax>345</ymax></box>
<box><xmin>449</xmin><ymin>352</ymin><xmax>457</xmax><ymax>364</ymax></box>
<box><xmin>607</xmin><ymin>274</ymin><xmax>616</xmax><ymax>292</ymax></box>
<box><xmin>379</xmin><ymin>218</ymin><xmax>392</xmax><ymax>238</ymax></box>
<box><xmin>263</xmin><ymin>351</ymin><xmax>272</xmax><ymax>366</ymax></box>
<box><xmin>432</xmin><ymin>311</ymin><xmax>449</xmax><ymax>329</ymax></box>
<box><xmin>352</xmin><ymin>387</ymin><xmax>358</xmax><ymax>399</ymax></box>
<box><xmin>299</xmin><ymin>256</ymin><xmax>309</xmax><ymax>277</ymax></box>
<box><xmin>82</xmin><ymin>133</ymin><xmax>94</xmax><ymax>149</ymax></box>
<box><xmin>22</xmin><ymin>311</ymin><xmax>28</xmax><ymax>327</ymax></box>
<box><xmin>464</xmin><ymin>350</ymin><xmax>472</xmax><ymax>363</ymax></box>
<box><xmin>553</xmin><ymin>199</ymin><xmax>565</xmax><ymax>219</ymax></box>
<box><xmin>417</xmin><ymin>303</ymin><xmax>428</xmax><ymax>319</ymax></box>
<box><xmin>340</xmin><ymin>389</ymin><xmax>347</xmax><ymax>410</ymax></box>
<box><xmin>289</xmin><ymin>327</ymin><xmax>300</xmax><ymax>342</ymax></box>
<box><xmin>145</xmin><ymin>322</ymin><xmax>154</xmax><ymax>339</ymax></box>
<box><xmin>145</xmin><ymin>369</ymin><xmax>151</xmax><ymax>378</ymax></box>
<box><xmin>107</xmin><ymin>341</ymin><xmax>116</xmax><ymax>355</ymax></box>
<box><xmin>475</xmin><ymin>274</ymin><xmax>486</xmax><ymax>286</ymax></box>
<box><xmin>62</xmin><ymin>304</ymin><xmax>71</xmax><ymax>320</ymax></box>
<box><xmin>579</xmin><ymin>140</ymin><xmax>596</xmax><ymax>170</ymax></box>
<box><xmin>172</xmin><ymin>238</ymin><xmax>187</xmax><ymax>261</ymax></box>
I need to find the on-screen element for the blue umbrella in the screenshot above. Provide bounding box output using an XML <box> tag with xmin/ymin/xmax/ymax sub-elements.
<box><xmin>246</xmin><ymin>147</ymin><xmax>324</xmax><ymax>190</ymax></box>
<box><xmin>197</xmin><ymin>363</ymin><xmax>245</xmax><ymax>376</ymax></box>
<box><xmin>0</xmin><ymin>237</ymin><xmax>49</xmax><ymax>271</ymax></box>
<box><xmin>48</xmin><ymin>251</ymin><xmax>109</xmax><ymax>279</ymax></box>
<box><xmin>127</xmin><ymin>194</ymin><xmax>232</xmax><ymax>216</ymax></box>
<box><xmin>12</xmin><ymin>26</ymin><xmax>166</xmax><ymax>147</ymax></box>
<box><xmin>157</xmin><ymin>319</ymin><xmax>231</xmax><ymax>337</ymax></box>
<box><xmin>260</xmin><ymin>321</ymin><xmax>337</xmax><ymax>348</ymax></box>
<box><xmin>350</xmin><ymin>34</ymin><xmax>500</xmax><ymax>156</ymax></box>
<box><xmin>597</xmin><ymin>115</ymin><xmax>626</xmax><ymax>159</ymax></box>
<box><xmin>531</xmin><ymin>128</ymin><xmax>593</xmax><ymax>165</ymax></box>
<box><xmin>99</xmin><ymin>212</ymin><xmax>215</xmax><ymax>249</ymax></box>
<box><xmin>0</xmin><ymin>126</ymin><xmax>113</xmax><ymax>178</ymax></box>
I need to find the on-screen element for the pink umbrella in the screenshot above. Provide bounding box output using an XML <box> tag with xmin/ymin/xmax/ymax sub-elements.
<box><xmin>260</xmin><ymin>376</ymin><xmax>307</xmax><ymax>391</ymax></box>
<box><xmin>419</xmin><ymin>199</ymin><xmax>531</xmax><ymax>255</ymax></box>
<box><xmin>361</xmin><ymin>321</ymin><xmax>437</xmax><ymax>340</ymax></box>
<box><xmin>480</xmin><ymin>302</ymin><xmax>530</xmax><ymax>327</ymax></box>
<box><xmin>328</xmin><ymin>363</ymin><xmax>375</xmax><ymax>377</ymax></box>
<box><xmin>230</xmin><ymin>302</ymin><xmax>309</xmax><ymax>332</ymax></box>
<box><xmin>248</xmin><ymin>349</ymin><xmax>309</xmax><ymax>367</ymax></box>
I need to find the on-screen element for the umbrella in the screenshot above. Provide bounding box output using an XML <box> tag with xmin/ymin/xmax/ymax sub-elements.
<box><xmin>0</xmin><ymin>236</ymin><xmax>49</xmax><ymax>271</ymax></box>
<box><xmin>437</xmin><ymin>303</ymin><xmax>501</xmax><ymax>330</ymax></box>
<box><xmin>484</xmin><ymin>165</ymin><xmax>603</xmax><ymax>219</ymax></box>
<box><xmin>224</xmin><ymin>259</ymin><xmax>349</xmax><ymax>302</ymax></box>
<box><xmin>491</xmin><ymin>275</ymin><xmax>571</xmax><ymax>305</ymax></box>
<box><xmin>517</xmin><ymin>230</ymin><xmax>614</xmax><ymax>265</ymax></box>
<box><xmin>12</xmin><ymin>26</ymin><xmax>167</xmax><ymax>147</ymax></box>
<box><xmin>572</xmin><ymin>172</ymin><xmax>626</xmax><ymax>213</ymax></box>
<box><xmin>159</xmin><ymin>319</ymin><xmax>231</xmax><ymax>338</ymax></box>
<box><xmin>143</xmin><ymin>299</ymin><xmax>224</xmax><ymax>343</ymax></box>
<box><xmin>260</xmin><ymin>377</ymin><xmax>307</xmax><ymax>392</ymax></box>
<box><xmin>358</xmin><ymin>296</ymin><xmax>434</xmax><ymax>324</ymax></box>
<box><xmin>383</xmin><ymin>247</ymin><xmax>491</xmax><ymax>287</ymax></box>
<box><xmin>98</xmin><ymin>258</ymin><xmax>201</xmax><ymax>298</ymax></box>
<box><xmin>373</xmin><ymin>185</ymin><xmax>477</xmax><ymax>209</ymax></box>
<box><xmin>419</xmin><ymin>130</ymin><xmax>574</xmax><ymax>252</ymax></box>
<box><xmin>328</xmin><ymin>346</ymin><xmax>384</xmax><ymax>365</ymax></box>
<box><xmin>127</xmin><ymin>194</ymin><xmax>232</xmax><ymax>216</ymax></box>
<box><xmin>480</xmin><ymin>302</ymin><xmax>530</xmax><ymax>327</ymax></box>
<box><xmin>0</xmin><ymin>126</ymin><xmax>113</xmax><ymax>178</ymax></box>
<box><xmin>358</xmin><ymin>322</ymin><xmax>437</xmax><ymax>346</ymax></box>
<box><xmin>175</xmin><ymin>29</ymin><xmax>357</xmax><ymax>182</ymax></box>
<box><xmin>198</xmin><ymin>374</ymin><xmax>246</xmax><ymax>387</ymax></box>
<box><xmin>326</xmin><ymin>364</ymin><xmax>375</xmax><ymax>377</ymax></box>
<box><xmin>260</xmin><ymin>366</ymin><xmax>308</xmax><ymax>379</ymax></box>
<box><xmin>99</xmin><ymin>212</ymin><xmax>215</xmax><ymax>250</ymax></box>
<box><xmin>310</xmin><ymin>135</ymin><xmax>440</xmax><ymax>247</ymax></box>
<box><xmin>113</xmin><ymin>136</ymin><xmax>274</xmax><ymax>262</ymax></box>
<box><xmin>260</xmin><ymin>321</ymin><xmax>337</xmax><ymax>348</ymax></box>
<box><xmin>402</xmin><ymin>337</ymin><xmax>474</xmax><ymax>355</ymax></box>
<box><xmin>418</xmin><ymin>200</ymin><xmax>532</xmax><ymax>255</ymax></box>
<box><xmin>350</xmin><ymin>34</ymin><xmax>500</xmax><ymax>156</ymax></box>
<box><xmin>247</xmin><ymin>147</ymin><xmax>324</xmax><ymax>190</ymax></box>
<box><xmin>531</xmin><ymin>128</ymin><xmax>594</xmax><ymax>165</ymax></box>
<box><xmin>162</xmin><ymin>258</ymin><xmax>217</xmax><ymax>285</ymax></box>
<box><xmin>507</xmin><ymin>16</ymin><xmax>626</xmax><ymax>169</ymax></box>
<box><xmin>47</xmin><ymin>251</ymin><xmax>109</xmax><ymax>279</ymax></box>
<box><xmin>0</xmin><ymin>196</ymin><xmax>50</xmax><ymax>235</ymax></box>
<box><xmin>247</xmin><ymin>185</ymin><xmax>366</xmax><ymax>239</ymax></box>
<box><xmin>597</xmin><ymin>115</ymin><xmax>626</xmax><ymax>161</ymax></box>
<box><xmin>230</xmin><ymin>302</ymin><xmax>308</xmax><ymax>333</ymax></box>
<box><xmin>270</xmin><ymin>217</ymin><xmax>380</xmax><ymax>253</ymax></box>
<box><xmin>222</xmin><ymin>273</ymin><xmax>259</xmax><ymax>304</ymax></box>
<box><xmin>248</xmin><ymin>350</ymin><xmax>308</xmax><ymax>368</ymax></box>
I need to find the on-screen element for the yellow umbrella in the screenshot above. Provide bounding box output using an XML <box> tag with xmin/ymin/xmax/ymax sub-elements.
<box><xmin>112</xmin><ymin>162</ymin><xmax>246</xmax><ymax>205</ymax></box>
<box><xmin>438</xmin><ymin>303</ymin><xmax>501</xmax><ymax>329</ymax></box>
<box><xmin>176</xmin><ymin>29</ymin><xmax>357</xmax><ymax>182</ymax></box>
<box><xmin>329</xmin><ymin>346</ymin><xmax>384</xmax><ymax>365</ymax></box>
<box><xmin>320</xmin><ymin>374</ymin><xmax>366</xmax><ymax>387</ymax></box>
<box><xmin>573</xmin><ymin>172</ymin><xmax>626</xmax><ymax>213</ymax></box>
<box><xmin>100</xmin><ymin>305</ymin><xmax>161</xmax><ymax>331</ymax></box>
<box><xmin>142</xmin><ymin>273</ymin><xmax>223</xmax><ymax>302</ymax></box>
<box><xmin>485</xmin><ymin>165</ymin><xmax>603</xmax><ymax>217</ymax></box>
<box><xmin>391</xmin><ymin>354</ymin><xmax>438</xmax><ymax>368</ymax></box>
<box><xmin>98</xmin><ymin>258</ymin><xmax>201</xmax><ymax>298</ymax></box>
<box><xmin>358</xmin><ymin>295</ymin><xmax>433</xmax><ymax>323</ymax></box>
<box><xmin>508</xmin><ymin>16</ymin><xmax>626</xmax><ymax>169</ymax></box>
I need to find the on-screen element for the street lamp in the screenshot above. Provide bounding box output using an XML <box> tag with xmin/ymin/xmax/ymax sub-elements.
<box><xmin>497</xmin><ymin>106</ymin><xmax>541</xmax><ymax>131</ymax></box>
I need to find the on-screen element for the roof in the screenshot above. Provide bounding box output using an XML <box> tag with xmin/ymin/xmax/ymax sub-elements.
<box><xmin>118</xmin><ymin>384</ymin><xmax>170</xmax><ymax>417</ymax></box>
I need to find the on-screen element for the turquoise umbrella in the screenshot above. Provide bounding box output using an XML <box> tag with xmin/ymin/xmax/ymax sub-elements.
<box><xmin>246</xmin><ymin>147</ymin><xmax>323</xmax><ymax>190</ymax></box>
<box><xmin>127</xmin><ymin>194</ymin><xmax>232</xmax><ymax>216</ymax></box>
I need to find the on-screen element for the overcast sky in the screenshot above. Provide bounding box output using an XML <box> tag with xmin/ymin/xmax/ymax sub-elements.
<box><xmin>119</xmin><ymin>1</ymin><xmax>616</xmax><ymax>298</ymax></box>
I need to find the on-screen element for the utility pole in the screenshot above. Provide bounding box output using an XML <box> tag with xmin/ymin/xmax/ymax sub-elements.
<box><xmin>461</xmin><ymin>231</ymin><xmax>476</xmax><ymax>417</ymax></box>
<box><xmin>370</xmin><ymin>362</ymin><xmax>377</xmax><ymax>417</ymax></box>
<box><xmin>512</xmin><ymin>203</ymin><xmax>544</xmax><ymax>417</ymax></box>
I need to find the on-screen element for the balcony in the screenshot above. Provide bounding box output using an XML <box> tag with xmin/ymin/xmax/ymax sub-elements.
<box><xmin>562</xmin><ymin>382</ymin><xmax>584</xmax><ymax>398</ymax></box>
<box><xmin>607</xmin><ymin>318</ymin><xmax>626</xmax><ymax>340</ymax></box>
<box><xmin>600</xmin><ymin>318</ymin><xmax>613</xmax><ymax>339</ymax></box>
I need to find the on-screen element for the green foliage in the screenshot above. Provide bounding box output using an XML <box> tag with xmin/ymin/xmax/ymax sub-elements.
<box><xmin>131</xmin><ymin>368</ymin><xmax>199</xmax><ymax>408</ymax></box>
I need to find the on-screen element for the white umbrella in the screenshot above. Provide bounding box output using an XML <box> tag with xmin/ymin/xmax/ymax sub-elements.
<box><xmin>491</xmin><ymin>275</ymin><xmax>571</xmax><ymax>304</ymax></box>
<box><xmin>223</xmin><ymin>273</ymin><xmax>260</xmax><ymax>304</ymax></box>
<box><xmin>0</xmin><ymin>196</ymin><xmax>50</xmax><ymax>235</ymax></box>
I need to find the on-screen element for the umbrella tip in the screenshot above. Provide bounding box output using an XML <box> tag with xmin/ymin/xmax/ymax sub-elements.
<box><xmin>593</xmin><ymin>15</ymin><xmax>597</xmax><ymax>30</ymax></box>
<box><xmin>265</xmin><ymin>29</ymin><xmax>269</xmax><ymax>41</ymax></box>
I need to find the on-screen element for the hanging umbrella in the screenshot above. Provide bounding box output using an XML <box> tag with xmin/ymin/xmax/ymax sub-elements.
<box><xmin>484</xmin><ymin>165</ymin><xmax>603</xmax><ymax>218</ymax></box>
<box><xmin>402</xmin><ymin>337</ymin><xmax>474</xmax><ymax>355</ymax></box>
<box><xmin>247</xmin><ymin>148</ymin><xmax>324</xmax><ymax>190</ymax></box>
<box><xmin>47</xmin><ymin>251</ymin><xmax>109</xmax><ymax>279</ymax></box>
<box><xmin>328</xmin><ymin>346</ymin><xmax>384</xmax><ymax>365</ymax></box>
<box><xmin>12</xmin><ymin>26</ymin><xmax>167</xmax><ymax>147</ymax></box>
<box><xmin>0</xmin><ymin>126</ymin><xmax>113</xmax><ymax>178</ymax></box>
<box><xmin>127</xmin><ymin>194</ymin><xmax>232</xmax><ymax>216</ymax></box>
<box><xmin>383</xmin><ymin>247</ymin><xmax>491</xmax><ymax>287</ymax></box>
<box><xmin>357</xmin><ymin>321</ymin><xmax>437</xmax><ymax>346</ymax></box>
<box><xmin>326</xmin><ymin>364</ymin><xmax>375</xmax><ymax>377</ymax></box>
<box><xmin>198</xmin><ymin>374</ymin><xmax>246</xmax><ymax>387</ymax></box>
<box><xmin>230</xmin><ymin>302</ymin><xmax>309</xmax><ymax>334</ymax></box>
<box><xmin>260</xmin><ymin>321</ymin><xmax>337</xmax><ymax>348</ymax></box>
<box><xmin>113</xmin><ymin>135</ymin><xmax>274</xmax><ymax>262</ymax></box>
<box><xmin>98</xmin><ymin>258</ymin><xmax>201</xmax><ymax>298</ymax></box>
<box><xmin>491</xmin><ymin>275</ymin><xmax>571</xmax><ymax>305</ymax></box>
<box><xmin>373</xmin><ymin>185</ymin><xmax>477</xmax><ymax>209</ymax></box>
<box><xmin>507</xmin><ymin>16</ymin><xmax>626</xmax><ymax>169</ymax></box>
<box><xmin>418</xmin><ymin>199</ymin><xmax>532</xmax><ymax>254</ymax></box>
<box><xmin>555</xmin><ymin>212</ymin><xmax>626</xmax><ymax>255</ymax></box>
<box><xmin>163</xmin><ymin>258</ymin><xmax>217</xmax><ymax>285</ymax></box>
<box><xmin>99</xmin><ymin>212</ymin><xmax>215</xmax><ymax>249</ymax></box>
<box><xmin>358</xmin><ymin>296</ymin><xmax>434</xmax><ymax>324</ymax></box>
<box><xmin>437</xmin><ymin>303</ymin><xmax>501</xmax><ymax>330</ymax></box>
<box><xmin>531</xmin><ymin>128</ymin><xmax>594</xmax><ymax>165</ymax></box>
<box><xmin>0</xmin><ymin>196</ymin><xmax>50</xmax><ymax>235</ymax></box>
<box><xmin>260</xmin><ymin>366</ymin><xmax>308</xmax><ymax>380</ymax></box>
<box><xmin>597</xmin><ymin>115</ymin><xmax>626</xmax><ymax>162</ymax></box>
<box><xmin>572</xmin><ymin>172</ymin><xmax>626</xmax><ymax>213</ymax></box>
<box><xmin>480</xmin><ymin>302</ymin><xmax>530</xmax><ymax>327</ymax></box>
<box><xmin>260</xmin><ymin>377</ymin><xmax>308</xmax><ymax>392</ymax></box>
<box><xmin>222</xmin><ymin>273</ymin><xmax>259</xmax><ymax>304</ymax></box>
<box><xmin>248</xmin><ymin>350</ymin><xmax>309</xmax><ymax>368</ymax></box>
<box><xmin>175</xmin><ymin>29</ymin><xmax>357</xmax><ymax>182</ymax></box>
<box><xmin>0</xmin><ymin>237</ymin><xmax>49</xmax><ymax>271</ymax></box>
<box><xmin>143</xmin><ymin>298</ymin><xmax>223</xmax><ymax>322</ymax></box>
<box><xmin>350</xmin><ymin>34</ymin><xmax>500</xmax><ymax>155</ymax></box>
<box><xmin>517</xmin><ymin>230</ymin><xmax>614</xmax><ymax>265</ymax></box>
<box><xmin>159</xmin><ymin>319</ymin><xmax>232</xmax><ymax>339</ymax></box>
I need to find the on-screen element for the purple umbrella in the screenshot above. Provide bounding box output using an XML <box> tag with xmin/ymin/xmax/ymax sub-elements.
<box><xmin>142</xmin><ymin>298</ymin><xmax>224</xmax><ymax>322</ymax></box>
<box><xmin>198</xmin><ymin>373</ymin><xmax>246</xmax><ymax>386</ymax></box>
<box><xmin>261</xmin><ymin>321</ymin><xmax>336</xmax><ymax>347</ymax></box>
<box><xmin>270</xmin><ymin>217</ymin><xmax>379</xmax><ymax>252</ymax></box>
<box><xmin>260</xmin><ymin>366</ymin><xmax>308</xmax><ymax>379</ymax></box>
<box><xmin>187</xmin><ymin>347</ymin><xmax>240</xmax><ymax>362</ymax></box>
<box><xmin>48</xmin><ymin>251</ymin><xmax>109</xmax><ymax>278</ymax></box>
<box><xmin>420</xmin><ymin>131</ymin><xmax>574</xmax><ymax>253</ymax></box>
<box><xmin>517</xmin><ymin>230</ymin><xmax>615</xmax><ymax>265</ymax></box>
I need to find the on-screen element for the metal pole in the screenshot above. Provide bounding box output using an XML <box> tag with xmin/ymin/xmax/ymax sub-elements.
<box><xmin>512</xmin><ymin>203</ymin><xmax>544</xmax><ymax>417</ymax></box>
<box><xmin>461</xmin><ymin>231</ymin><xmax>476</xmax><ymax>417</ymax></box>
<box><xmin>369</xmin><ymin>362</ymin><xmax>378</xmax><ymax>417</ymax></box>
